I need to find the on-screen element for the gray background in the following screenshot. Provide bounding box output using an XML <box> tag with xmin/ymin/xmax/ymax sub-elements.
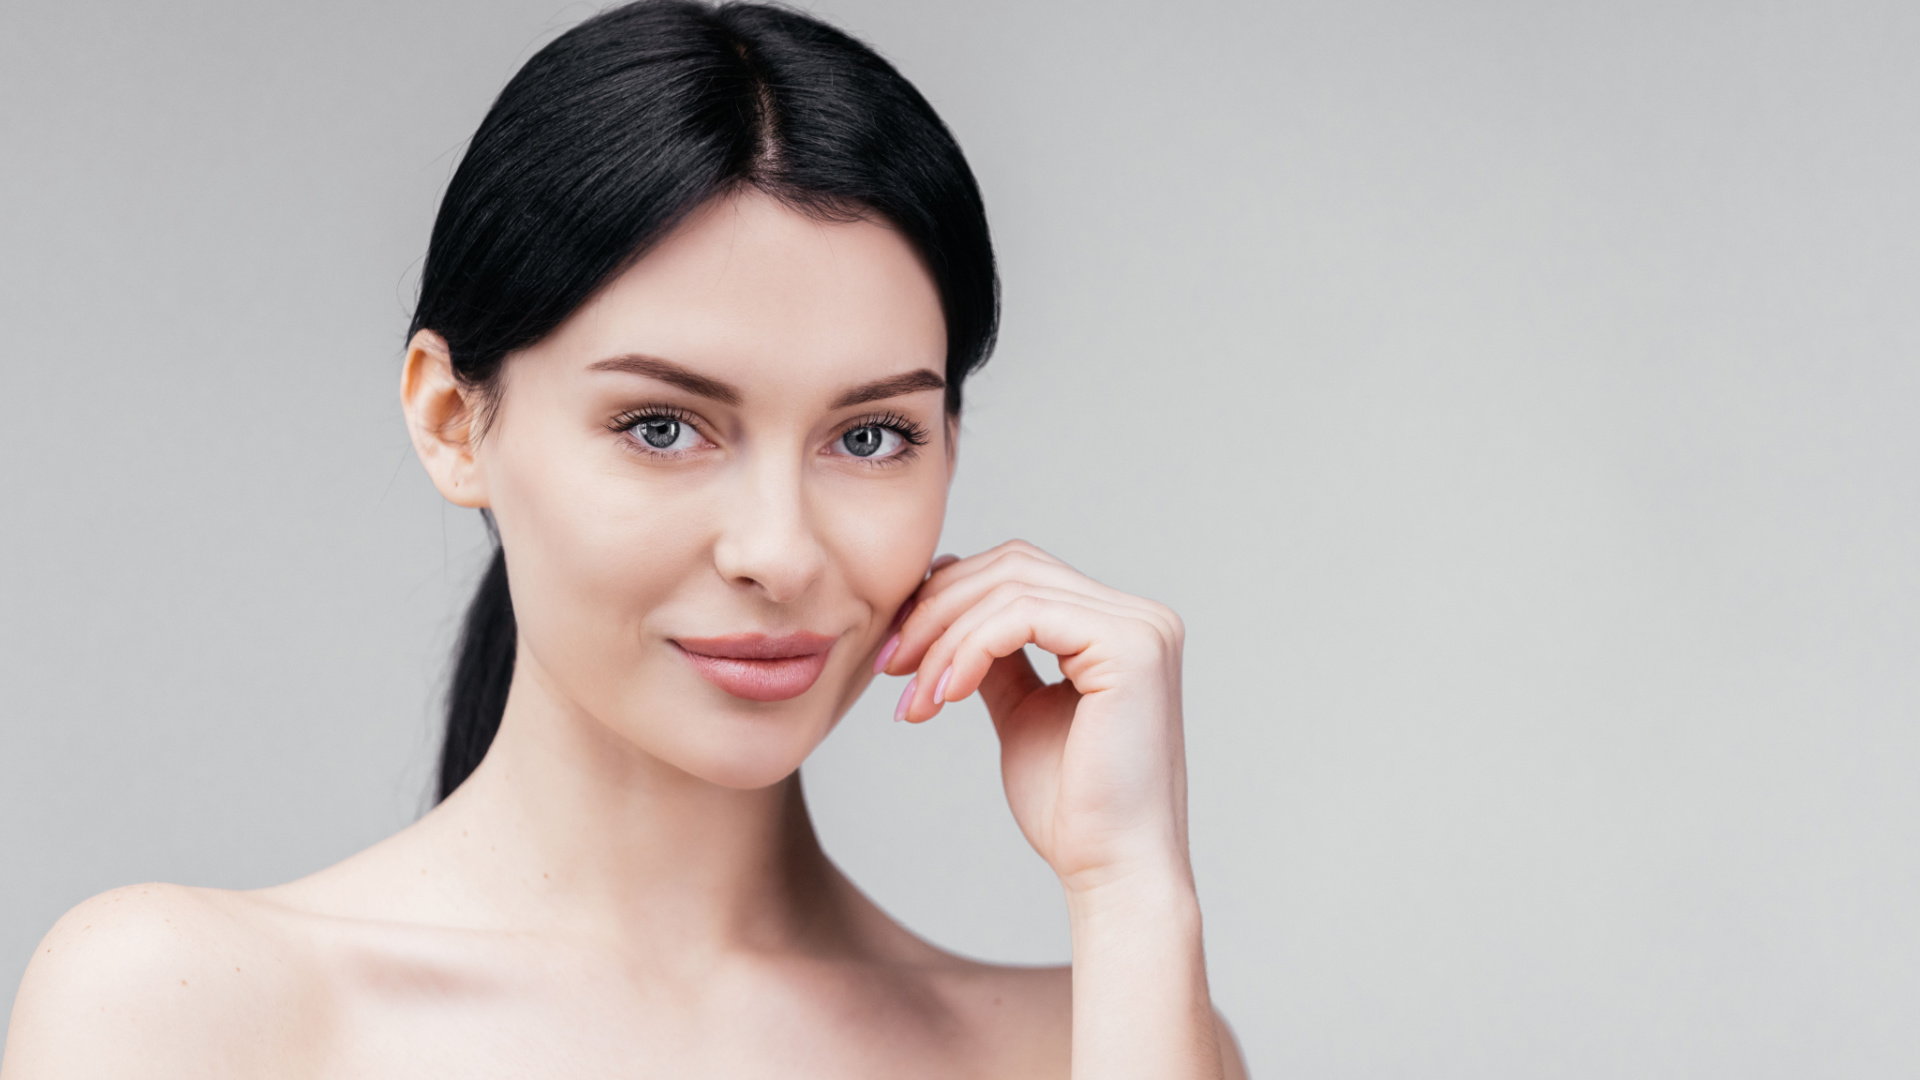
<box><xmin>2</xmin><ymin>0</ymin><xmax>1916</xmax><ymax>1075</ymax></box>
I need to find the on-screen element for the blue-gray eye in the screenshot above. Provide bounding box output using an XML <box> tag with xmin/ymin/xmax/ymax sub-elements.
<box><xmin>637</xmin><ymin>418</ymin><xmax>681</xmax><ymax>448</ymax></box>
<box><xmin>842</xmin><ymin>425</ymin><xmax>884</xmax><ymax>457</ymax></box>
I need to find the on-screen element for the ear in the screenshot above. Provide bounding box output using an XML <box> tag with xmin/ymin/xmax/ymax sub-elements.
<box><xmin>401</xmin><ymin>330</ymin><xmax>490</xmax><ymax>509</ymax></box>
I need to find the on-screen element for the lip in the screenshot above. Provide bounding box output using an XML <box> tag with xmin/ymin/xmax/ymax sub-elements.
<box><xmin>672</xmin><ymin>632</ymin><xmax>838</xmax><ymax>702</ymax></box>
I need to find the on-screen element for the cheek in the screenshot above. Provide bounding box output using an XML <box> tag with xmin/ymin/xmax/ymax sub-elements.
<box><xmin>488</xmin><ymin>436</ymin><xmax>711</xmax><ymax>691</ymax></box>
<box><xmin>817</xmin><ymin>470</ymin><xmax>950</xmax><ymax>629</ymax></box>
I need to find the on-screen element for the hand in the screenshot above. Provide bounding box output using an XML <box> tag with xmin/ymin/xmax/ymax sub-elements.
<box><xmin>878</xmin><ymin>540</ymin><xmax>1192</xmax><ymax>895</ymax></box>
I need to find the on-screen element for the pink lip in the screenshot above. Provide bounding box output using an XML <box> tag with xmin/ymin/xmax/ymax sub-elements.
<box><xmin>672</xmin><ymin>632</ymin><xmax>838</xmax><ymax>702</ymax></box>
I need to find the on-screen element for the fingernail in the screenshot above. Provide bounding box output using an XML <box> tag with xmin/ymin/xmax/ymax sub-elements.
<box><xmin>933</xmin><ymin>666</ymin><xmax>952</xmax><ymax>703</ymax></box>
<box><xmin>894</xmin><ymin>676</ymin><xmax>917</xmax><ymax>723</ymax></box>
<box><xmin>931</xmin><ymin>553</ymin><xmax>960</xmax><ymax>571</ymax></box>
<box><xmin>873</xmin><ymin>634</ymin><xmax>900</xmax><ymax>674</ymax></box>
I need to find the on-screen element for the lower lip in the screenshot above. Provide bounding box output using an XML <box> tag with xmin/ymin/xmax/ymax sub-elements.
<box><xmin>674</xmin><ymin>645</ymin><xmax>832</xmax><ymax>702</ymax></box>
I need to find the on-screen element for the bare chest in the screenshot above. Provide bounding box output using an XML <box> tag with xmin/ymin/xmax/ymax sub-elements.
<box><xmin>294</xmin><ymin>946</ymin><xmax>1060</xmax><ymax>1080</ymax></box>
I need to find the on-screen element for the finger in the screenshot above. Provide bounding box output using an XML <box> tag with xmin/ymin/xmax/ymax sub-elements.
<box><xmin>901</xmin><ymin>580</ymin><xmax>1082</xmax><ymax>721</ymax></box>
<box><xmin>921</xmin><ymin>542</ymin><xmax>1174</xmax><ymax>631</ymax></box>
<box><xmin>887</xmin><ymin>548</ymin><xmax>1167</xmax><ymax>677</ymax></box>
<box><xmin>920</xmin><ymin>593</ymin><xmax>1154</xmax><ymax>725</ymax></box>
<box><xmin>912</xmin><ymin>581</ymin><xmax>1146</xmax><ymax>717</ymax></box>
<box><xmin>919</xmin><ymin>541</ymin><xmax>1080</xmax><ymax>605</ymax></box>
<box><xmin>922</xmin><ymin>540</ymin><xmax>1068</xmax><ymax>596</ymax></box>
<box><xmin>889</xmin><ymin>556</ymin><xmax>1081</xmax><ymax>675</ymax></box>
<box><xmin>904</xmin><ymin>587</ymin><xmax>1159</xmax><ymax>722</ymax></box>
<box><xmin>872</xmin><ymin>553</ymin><xmax>967</xmax><ymax>672</ymax></box>
<box><xmin>978</xmin><ymin>646</ymin><xmax>1048</xmax><ymax>729</ymax></box>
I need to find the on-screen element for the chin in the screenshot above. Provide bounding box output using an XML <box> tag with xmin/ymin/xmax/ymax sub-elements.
<box><xmin>628</xmin><ymin>650</ymin><xmax>874</xmax><ymax>790</ymax></box>
<box><xmin>661</xmin><ymin>718</ymin><xmax>830</xmax><ymax>790</ymax></box>
<box><xmin>611</xmin><ymin>676</ymin><xmax>846</xmax><ymax>790</ymax></box>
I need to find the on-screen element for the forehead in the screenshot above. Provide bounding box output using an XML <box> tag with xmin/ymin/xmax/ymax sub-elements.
<box><xmin>530</xmin><ymin>190</ymin><xmax>947</xmax><ymax>398</ymax></box>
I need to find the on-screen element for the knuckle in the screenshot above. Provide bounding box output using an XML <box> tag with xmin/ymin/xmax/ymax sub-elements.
<box><xmin>984</xmin><ymin>549</ymin><xmax>1025</xmax><ymax>576</ymax></box>
<box><xmin>1156</xmin><ymin>604</ymin><xmax>1186</xmax><ymax>641</ymax></box>
<box><xmin>988</xmin><ymin>579</ymin><xmax>1029</xmax><ymax>605</ymax></box>
<box><xmin>1000</xmin><ymin>538</ymin><xmax>1054</xmax><ymax>563</ymax></box>
<box><xmin>1118</xmin><ymin>614</ymin><xmax>1173</xmax><ymax>656</ymax></box>
<box><xmin>921</xmin><ymin>635</ymin><xmax>955</xmax><ymax>671</ymax></box>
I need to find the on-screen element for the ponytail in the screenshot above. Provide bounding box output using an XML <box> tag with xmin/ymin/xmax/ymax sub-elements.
<box><xmin>437</xmin><ymin>543</ymin><xmax>516</xmax><ymax>800</ymax></box>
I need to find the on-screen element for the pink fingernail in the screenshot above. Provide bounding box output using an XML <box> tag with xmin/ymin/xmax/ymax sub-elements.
<box><xmin>931</xmin><ymin>553</ymin><xmax>960</xmax><ymax>571</ymax></box>
<box><xmin>873</xmin><ymin>634</ymin><xmax>900</xmax><ymax>674</ymax></box>
<box><xmin>894</xmin><ymin>676</ymin><xmax>917</xmax><ymax>722</ymax></box>
<box><xmin>933</xmin><ymin>666</ymin><xmax>952</xmax><ymax>703</ymax></box>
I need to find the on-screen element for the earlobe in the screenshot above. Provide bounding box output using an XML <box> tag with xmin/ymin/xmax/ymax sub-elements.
<box><xmin>401</xmin><ymin>330</ymin><xmax>490</xmax><ymax>509</ymax></box>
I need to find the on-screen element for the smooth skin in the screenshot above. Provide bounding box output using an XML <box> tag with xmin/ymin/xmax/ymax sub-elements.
<box><xmin>2</xmin><ymin>191</ymin><xmax>1246</xmax><ymax>1079</ymax></box>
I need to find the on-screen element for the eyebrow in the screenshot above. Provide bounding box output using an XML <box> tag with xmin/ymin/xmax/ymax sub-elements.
<box><xmin>590</xmin><ymin>354</ymin><xmax>946</xmax><ymax>412</ymax></box>
<box><xmin>587</xmin><ymin>355</ymin><xmax>742</xmax><ymax>406</ymax></box>
<box><xmin>829</xmin><ymin>369</ymin><xmax>946</xmax><ymax>409</ymax></box>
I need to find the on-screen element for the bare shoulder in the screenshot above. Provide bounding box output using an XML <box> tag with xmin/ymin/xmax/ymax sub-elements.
<box><xmin>1</xmin><ymin>883</ymin><xmax>324</xmax><ymax>1080</ymax></box>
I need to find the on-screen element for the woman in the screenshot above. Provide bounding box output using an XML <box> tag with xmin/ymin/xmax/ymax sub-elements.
<box><xmin>2</xmin><ymin>3</ymin><xmax>1245</xmax><ymax>1076</ymax></box>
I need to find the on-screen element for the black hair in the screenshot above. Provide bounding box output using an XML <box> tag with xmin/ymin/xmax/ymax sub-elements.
<box><xmin>414</xmin><ymin>0</ymin><xmax>998</xmax><ymax>801</ymax></box>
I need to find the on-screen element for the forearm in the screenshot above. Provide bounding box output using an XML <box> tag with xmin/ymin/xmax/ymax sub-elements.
<box><xmin>1066</xmin><ymin>868</ymin><xmax>1225</xmax><ymax>1080</ymax></box>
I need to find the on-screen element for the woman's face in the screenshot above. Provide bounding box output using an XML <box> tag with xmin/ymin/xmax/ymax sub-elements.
<box><xmin>461</xmin><ymin>190</ymin><xmax>952</xmax><ymax>789</ymax></box>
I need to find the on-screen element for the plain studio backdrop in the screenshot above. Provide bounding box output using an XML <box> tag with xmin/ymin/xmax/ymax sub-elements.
<box><xmin>2</xmin><ymin>0</ymin><xmax>1917</xmax><ymax>1074</ymax></box>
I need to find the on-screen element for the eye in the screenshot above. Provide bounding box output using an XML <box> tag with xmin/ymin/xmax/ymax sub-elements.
<box><xmin>835</xmin><ymin>424</ymin><xmax>905</xmax><ymax>460</ymax></box>
<box><xmin>635</xmin><ymin>417</ymin><xmax>686</xmax><ymax>449</ymax></box>
<box><xmin>613</xmin><ymin>409</ymin><xmax>708</xmax><ymax>454</ymax></box>
<box><xmin>826</xmin><ymin>412</ymin><xmax>930</xmax><ymax>463</ymax></box>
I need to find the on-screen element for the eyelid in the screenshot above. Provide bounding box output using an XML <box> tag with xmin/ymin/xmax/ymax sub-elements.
<box><xmin>609</xmin><ymin>403</ymin><xmax>704</xmax><ymax>433</ymax></box>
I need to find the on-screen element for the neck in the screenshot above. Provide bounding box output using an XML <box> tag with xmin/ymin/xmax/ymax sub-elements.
<box><xmin>426</xmin><ymin>648</ymin><xmax>852</xmax><ymax>954</ymax></box>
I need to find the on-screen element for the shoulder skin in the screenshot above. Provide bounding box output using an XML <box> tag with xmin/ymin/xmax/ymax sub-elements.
<box><xmin>1</xmin><ymin>884</ymin><xmax>324</xmax><ymax>1080</ymax></box>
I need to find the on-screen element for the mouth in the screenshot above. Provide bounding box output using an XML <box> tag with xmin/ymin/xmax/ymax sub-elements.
<box><xmin>671</xmin><ymin>632</ymin><xmax>838</xmax><ymax>703</ymax></box>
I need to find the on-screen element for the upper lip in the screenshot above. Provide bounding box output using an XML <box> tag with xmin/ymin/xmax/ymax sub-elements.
<box><xmin>672</xmin><ymin>632</ymin><xmax>838</xmax><ymax>660</ymax></box>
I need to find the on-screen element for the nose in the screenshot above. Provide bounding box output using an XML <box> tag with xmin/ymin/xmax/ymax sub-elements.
<box><xmin>710</xmin><ymin>451</ymin><xmax>827</xmax><ymax>604</ymax></box>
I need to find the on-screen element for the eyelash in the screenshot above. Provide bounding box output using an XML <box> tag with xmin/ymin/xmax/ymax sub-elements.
<box><xmin>606</xmin><ymin>405</ymin><xmax>932</xmax><ymax>462</ymax></box>
<box><xmin>609</xmin><ymin>404</ymin><xmax>698</xmax><ymax>429</ymax></box>
<box><xmin>608</xmin><ymin>404</ymin><xmax>705</xmax><ymax>455</ymax></box>
<box><xmin>840</xmin><ymin>411</ymin><xmax>931</xmax><ymax>462</ymax></box>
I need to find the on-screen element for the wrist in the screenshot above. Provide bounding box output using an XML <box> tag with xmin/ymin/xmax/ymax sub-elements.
<box><xmin>1061</xmin><ymin>858</ymin><xmax>1217</xmax><ymax>1080</ymax></box>
<box><xmin>1061</xmin><ymin>852</ymin><xmax>1201</xmax><ymax>929</ymax></box>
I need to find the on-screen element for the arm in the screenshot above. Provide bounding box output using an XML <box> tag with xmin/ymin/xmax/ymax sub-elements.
<box><xmin>884</xmin><ymin>541</ymin><xmax>1239</xmax><ymax>1079</ymax></box>
<box><xmin>1066</xmin><ymin>872</ymin><xmax>1225</xmax><ymax>1078</ymax></box>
